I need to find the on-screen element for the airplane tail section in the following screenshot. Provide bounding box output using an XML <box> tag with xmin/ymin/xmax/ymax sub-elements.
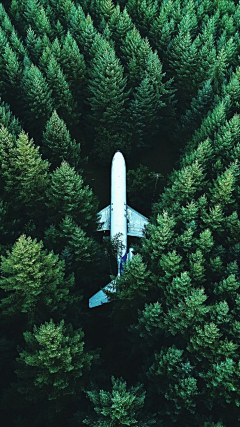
<box><xmin>89</xmin><ymin>280</ymin><xmax>116</xmax><ymax>308</ymax></box>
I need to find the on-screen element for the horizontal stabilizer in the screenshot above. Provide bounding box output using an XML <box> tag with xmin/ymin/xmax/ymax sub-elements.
<box><xmin>127</xmin><ymin>206</ymin><xmax>148</xmax><ymax>237</ymax></box>
<box><xmin>89</xmin><ymin>281</ymin><xmax>116</xmax><ymax>308</ymax></box>
<box><xmin>98</xmin><ymin>205</ymin><xmax>111</xmax><ymax>231</ymax></box>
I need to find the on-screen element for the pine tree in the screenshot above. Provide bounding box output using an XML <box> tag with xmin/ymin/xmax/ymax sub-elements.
<box><xmin>147</xmin><ymin>346</ymin><xmax>198</xmax><ymax>420</ymax></box>
<box><xmin>196</xmin><ymin>228</ymin><xmax>214</xmax><ymax>254</ymax></box>
<box><xmin>126</xmin><ymin>0</ymin><xmax>159</xmax><ymax>36</ymax></box>
<box><xmin>45</xmin><ymin>216</ymin><xmax>100</xmax><ymax>282</ymax></box>
<box><xmin>0</xmin><ymin>97</ymin><xmax>21</xmax><ymax>136</ymax></box>
<box><xmin>0</xmin><ymin>235</ymin><xmax>74</xmax><ymax>325</ymax></box>
<box><xmin>134</xmin><ymin>301</ymin><xmax>163</xmax><ymax>345</ymax></box>
<box><xmin>127</xmin><ymin>164</ymin><xmax>157</xmax><ymax>211</ymax></box>
<box><xmin>69</xmin><ymin>9</ymin><xmax>97</xmax><ymax>63</ymax></box>
<box><xmin>3</xmin><ymin>44</ymin><xmax>22</xmax><ymax>92</ymax></box>
<box><xmin>23</xmin><ymin>0</ymin><xmax>52</xmax><ymax>37</ymax></box>
<box><xmin>42</xmin><ymin>110</ymin><xmax>81</xmax><ymax>169</ymax></box>
<box><xmin>142</xmin><ymin>211</ymin><xmax>176</xmax><ymax>269</ymax></box>
<box><xmin>210</xmin><ymin>166</ymin><xmax>236</xmax><ymax>207</ymax></box>
<box><xmin>25</xmin><ymin>27</ymin><xmax>43</xmax><ymax>64</ymax></box>
<box><xmin>127</xmin><ymin>73</ymin><xmax>165</xmax><ymax>148</ymax></box>
<box><xmin>22</xmin><ymin>63</ymin><xmax>53</xmax><ymax>132</ymax></box>
<box><xmin>214</xmin><ymin>274</ymin><xmax>239</xmax><ymax>298</ymax></box>
<box><xmin>122</xmin><ymin>29</ymin><xmax>153</xmax><ymax>88</ymax></box>
<box><xmin>115</xmin><ymin>254</ymin><xmax>150</xmax><ymax>302</ymax></box>
<box><xmin>159</xmin><ymin>250</ymin><xmax>183</xmax><ymax>283</ymax></box>
<box><xmin>46</xmin><ymin>161</ymin><xmax>98</xmax><ymax>230</ymax></box>
<box><xmin>61</xmin><ymin>32</ymin><xmax>86</xmax><ymax>110</ymax></box>
<box><xmin>189</xmin><ymin>249</ymin><xmax>206</xmax><ymax>284</ymax></box>
<box><xmin>83</xmin><ymin>376</ymin><xmax>153</xmax><ymax>426</ymax></box>
<box><xmin>16</xmin><ymin>319</ymin><xmax>95</xmax><ymax>402</ymax></box>
<box><xmin>180</xmin><ymin>80</ymin><xmax>214</xmax><ymax>138</ymax></box>
<box><xmin>45</xmin><ymin>56</ymin><xmax>77</xmax><ymax>125</ymax></box>
<box><xmin>164</xmin><ymin>271</ymin><xmax>193</xmax><ymax>306</ymax></box>
<box><xmin>168</xmin><ymin>30</ymin><xmax>198</xmax><ymax>107</ymax></box>
<box><xmin>87</xmin><ymin>48</ymin><xmax>129</xmax><ymax>161</ymax></box>
<box><xmin>159</xmin><ymin>160</ymin><xmax>206</xmax><ymax>208</ymax></box>
<box><xmin>164</xmin><ymin>288</ymin><xmax>209</xmax><ymax>336</ymax></box>
<box><xmin>0</xmin><ymin>28</ymin><xmax>9</xmax><ymax>95</ymax></box>
<box><xmin>108</xmin><ymin>6</ymin><xmax>133</xmax><ymax>47</ymax></box>
<box><xmin>0</xmin><ymin>130</ymin><xmax>49</xmax><ymax>215</ymax></box>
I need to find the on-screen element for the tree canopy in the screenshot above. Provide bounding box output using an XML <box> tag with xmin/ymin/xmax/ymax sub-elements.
<box><xmin>1</xmin><ymin>1</ymin><xmax>240</xmax><ymax>426</ymax></box>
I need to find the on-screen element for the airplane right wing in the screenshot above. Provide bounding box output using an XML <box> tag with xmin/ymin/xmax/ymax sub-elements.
<box><xmin>98</xmin><ymin>205</ymin><xmax>111</xmax><ymax>231</ymax></box>
<box><xmin>127</xmin><ymin>206</ymin><xmax>148</xmax><ymax>237</ymax></box>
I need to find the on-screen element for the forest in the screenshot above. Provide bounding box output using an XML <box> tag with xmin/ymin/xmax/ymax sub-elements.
<box><xmin>1</xmin><ymin>0</ymin><xmax>240</xmax><ymax>426</ymax></box>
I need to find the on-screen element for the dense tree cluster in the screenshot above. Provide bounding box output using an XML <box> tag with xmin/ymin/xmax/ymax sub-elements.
<box><xmin>1</xmin><ymin>1</ymin><xmax>240</xmax><ymax>426</ymax></box>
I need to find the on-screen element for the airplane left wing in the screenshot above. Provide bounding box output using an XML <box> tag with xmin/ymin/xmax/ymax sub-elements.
<box><xmin>127</xmin><ymin>206</ymin><xmax>148</xmax><ymax>237</ymax></box>
<box><xmin>98</xmin><ymin>205</ymin><xmax>111</xmax><ymax>231</ymax></box>
<box><xmin>89</xmin><ymin>280</ymin><xmax>116</xmax><ymax>308</ymax></box>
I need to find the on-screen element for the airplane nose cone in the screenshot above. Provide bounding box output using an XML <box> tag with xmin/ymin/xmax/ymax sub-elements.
<box><xmin>114</xmin><ymin>150</ymin><xmax>123</xmax><ymax>157</ymax></box>
<box><xmin>112</xmin><ymin>150</ymin><xmax>125</xmax><ymax>166</ymax></box>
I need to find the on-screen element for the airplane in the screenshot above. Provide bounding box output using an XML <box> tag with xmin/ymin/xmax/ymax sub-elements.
<box><xmin>89</xmin><ymin>151</ymin><xmax>148</xmax><ymax>308</ymax></box>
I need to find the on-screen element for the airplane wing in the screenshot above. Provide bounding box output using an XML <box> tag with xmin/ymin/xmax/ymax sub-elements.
<box><xmin>89</xmin><ymin>281</ymin><xmax>116</xmax><ymax>308</ymax></box>
<box><xmin>98</xmin><ymin>205</ymin><xmax>111</xmax><ymax>231</ymax></box>
<box><xmin>127</xmin><ymin>206</ymin><xmax>148</xmax><ymax>237</ymax></box>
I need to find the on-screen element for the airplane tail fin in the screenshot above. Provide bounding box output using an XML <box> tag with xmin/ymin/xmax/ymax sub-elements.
<box><xmin>89</xmin><ymin>280</ymin><xmax>116</xmax><ymax>308</ymax></box>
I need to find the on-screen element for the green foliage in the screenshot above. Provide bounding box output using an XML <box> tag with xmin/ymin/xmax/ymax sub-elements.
<box><xmin>46</xmin><ymin>161</ymin><xmax>98</xmax><ymax>230</ymax></box>
<box><xmin>148</xmin><ymin>346</ymin><xmax>198</xmax><ymax>419</ymax></box>
<box><xmin>0</xmin><ymin>235</ymin><xmax>74</xmax><ymax>324</ymax></box>
<box><xmin>84</xmin><ymin>376</ymin><xmax>154</xmax><ymax>426</ymax></box>
<box><xmin>88</xmin><ymin>48</ymin><xmax>128</xmax><ymax>161</ymax></box>
<box><xmin>2</xmin><ymin>0</ymin><xmax>240</xmax><ymax>425</ymax></box>
<box><xmin>16</xmin><ymin>319</ymin><xmax>95</xmax><ymax>401</ymax></box>
<box><xmin>127</xmin><ymin>164</ymin><xmax>159</xmax><ymax>211</ymax></box>
<box><xmin>57</xmin><ymin>215</ymin><xmax>100</xmax><ymax>275</ymax></box>
<box><xmin>45</xmin><ymin>56</ymin><xmax>77</xmax><ymax>125</ymax></box>
<box><xmin>115</xmin><ymin>254</ymin><xmax>150</xmax><ymax>301</ymax></box>
<box><xmin>22</xmin><ymin>64</ymin><xmax>53</xmax><ymax>131</ymax></box>
<box><xmin>61</xmin><ymin>32</ymin><xmax>86</xmax><ymax>107</ymax></box>
<box><xmin>0</xmin><ymin>130</ymin><xmax>49</xmax><ymax>211</ymax></box>
<box><xmin>42</xmin><ymin>110</ymin><xmax>81</xmax><ymax>169</ymax></box>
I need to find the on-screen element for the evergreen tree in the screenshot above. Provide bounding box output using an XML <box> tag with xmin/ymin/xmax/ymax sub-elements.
<box><xmin>69</xmin><ymin>9</ymin><xmax>97</xmax><ymax>63</ymax></box>
<box><xmin>16</xmin><ymin>319</ymin><xmax>94</xmax><ymax>401</ymax></box>
<box><xmin>45</xmin><ymin>56</ymin><xmax>77</xmax><ymax>125</ymax></box>
<box><xmin>42</xmin><ymin>110</ymin><xmax>81</xmax><ymax>169</ymax></box>
<box><xmin>127</xmin><ymin>73</ymin><xmax>165</xmax><ymax>148</ymax></box>
<box><xmin>108</xmin><ymin>6</ymin><xmax>133</xmax><ymax>48</ymax></box>
<box><xmin>22</xmin><ymin>63</ymin><xmax>53</xmax><ymax>133</ymax></box>
<box><xmin>127</xmin><ymin>164</ymin><xmax>158</xmax><ymax>212</ymax></box>
<box><xmin>0</xmin><ymin>235</ymin><xmax>74</xmax><ymax>325</ymax></box>
<box><xmin>46</xmin><ymin>161</ymin><xmax>98</xmax><ymax>230</ymax></box>
<box><xmin>168</xmin><ymin>30</ymin><xmax>198</xmax><ymax>107</ymax></box>
<box><xmin>25</xmin><ymin>27</ymin><xmax>43</xmax><ymax>64</ymax></box>
<box><xmin>0</xmin><ymin>97</ymin><xmax>21</xmax><ymax>136</ymax></box>
<box><xmin>0</xmin><ymin>130</ymin><xmax>49</xmax><ymax>220</ymax></box>
<box><xmin>180</xmin><ymin>80</ymin><xmax>215</xmax><ymax>138</ymax></box>
<box><xmin>23</xmin><ymin>0</ymin><xmax>52</xmax><ymax>37</ymax></box>
<box><xmin>0</xmin><ymin>28</ymin><xmax>9</xmax><ymax>95</ymax></box>
<box><xmin>44</xmin><ymin>215</ymin><xmax>100</xmax><ymax>286</ymax></box>
<box><xmin>61</xmin><ymin>32</ymin><xmax>86</xmax><ymax>111</ymax></box>
<box><xmin>2</xmin><ymin>44</ymin><xmax>22</xmax><ymax>101</ymax></box>
<box><xmin>88</xmin><ymin>48</ymin><xmax>128</xmax><ymax>161</ymax></box>
<box><xmin>147</xmin><ymin>346</ymin><xmax>198</xmax><ymax>421</ymax></box>
<box><xmin>114</xmin><ymin>254</ymin><xmax>151</xmax><ymax>307</ymax></box>
<box><xmin>83</xmin><ymin>376</ymin><xmax>154</xmax><ymax>426</ymax></box>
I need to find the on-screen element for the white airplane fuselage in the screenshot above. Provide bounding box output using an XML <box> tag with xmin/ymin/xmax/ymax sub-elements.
<box><xmin>111</xmin><ymin>151</ymin><xmax>127</xmax><ymax>275</ymax></box>
<box><xmin>89</xmin><ymin>151</ymin><xmax>148</xmax><ymax>308</ymax></box>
